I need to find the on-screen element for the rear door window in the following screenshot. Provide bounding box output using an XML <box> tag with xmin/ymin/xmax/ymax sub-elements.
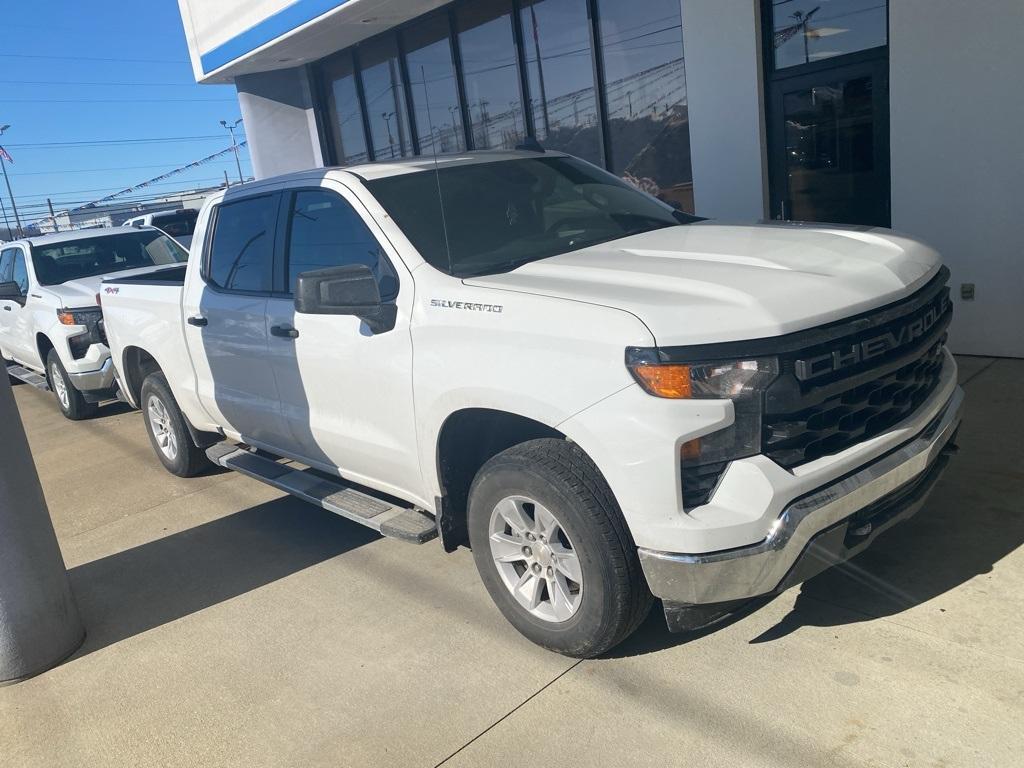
<box><xmin>284</xmin><ymin>189</ymin><xmax>398</xmax><ymax>300</ymax></box>
<box><xmin>0</xmin><ymin>249</ymin><xmax>15</xmax><ymax>283</ymax></box>
<box><xmin>206</xmin><ymin>194</ymin><xmax>279</xmax><ymax>293</ymax></box>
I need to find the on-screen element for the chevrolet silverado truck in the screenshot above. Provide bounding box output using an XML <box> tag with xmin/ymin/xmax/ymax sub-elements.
<box><xmin>1</xmin><ymin>228</ymin><xmax>188</xmax><ymax>419</ymax></box>
<box><xmin>99</xmin><ymin>151</ymin><xmax>962</xmax><ymax>657</ymax></box>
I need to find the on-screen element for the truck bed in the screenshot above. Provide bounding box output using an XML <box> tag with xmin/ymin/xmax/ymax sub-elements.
<box><xmin>102</xmin><ymin>264</ymin><xmax>188</xmax><ymax>286</ymax></box>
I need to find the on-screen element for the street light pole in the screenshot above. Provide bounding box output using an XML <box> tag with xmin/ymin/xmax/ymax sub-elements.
<box><xmin>0</xmin><ymin>125</ymin><xmax>24</xmax><ymax>238</ymax></box>
<box><xmin>220</xmin><ymin>119</ymin><xmax>244</xmax><ymax>183</ymax></box>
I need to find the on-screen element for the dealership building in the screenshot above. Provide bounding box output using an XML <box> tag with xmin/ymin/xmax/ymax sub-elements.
<box><xmin>177</xmin><ymin>0</ymin><xmax>1022</xmax><ymax>357</ymax></box>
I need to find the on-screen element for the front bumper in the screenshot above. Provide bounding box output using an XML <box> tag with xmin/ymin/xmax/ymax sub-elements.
<box><xmin>638</xmin><ymin>385</ymin><xmax>963</xmax><ymax>610</ymax></box>
<box><xmin>67</xmin><ymin>357</ymin><xmax>116</xmax><ymax>393</ymax></box>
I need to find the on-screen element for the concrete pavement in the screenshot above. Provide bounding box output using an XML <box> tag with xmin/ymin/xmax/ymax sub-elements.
<box><xmin>1</xmin><ymin>356</ymin><xmax>1021</xmax><ymax>767</ymax></box>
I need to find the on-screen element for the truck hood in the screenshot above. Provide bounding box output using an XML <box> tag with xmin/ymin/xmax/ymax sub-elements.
<box><xmin>464</xmin><ymin>222</ymin><xmax>942</xmax><ymax>347</ymax></box>
<box><xmin>42</xmin><ymin>265</ymin><xmax>179</xmax><ymax>308</ymax></box>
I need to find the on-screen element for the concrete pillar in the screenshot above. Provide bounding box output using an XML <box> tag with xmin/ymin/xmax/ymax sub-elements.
<box><xmin>680</xmin><ymin>0</ymin><xmax>769</xmax><ymax>220</ymax></box>
<box><xmin>0</xmin><ymin>373</ymin><xmax>84</xmax><ymax>684</ymax></box>
<box><xmin>236</xmin><ymin>66</ymin><xmax>326</xmax><ymax>179</ymax></box>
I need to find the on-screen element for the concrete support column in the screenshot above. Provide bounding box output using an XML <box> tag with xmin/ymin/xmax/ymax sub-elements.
<box><xmin>236</xmin><ymin>66</ymin><xmax>326</xmax><ymax>179</ymax></box>
<box><xmin>680</xmin><ymin>0</ymin><xmax>769</xmax><ymax>220</ymax></box>
<box><xmin>0</xmin><ymin>374</ymin><xmax>84</xmax><ymax>684</ymax></box>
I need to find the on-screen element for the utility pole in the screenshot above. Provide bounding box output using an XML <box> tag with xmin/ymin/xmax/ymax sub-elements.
<box><xmin>0</xmin><ymin>371</ymin><xmax>85</xmax><ymax>684</ymax></box>
<box><xmin>530</xmin><ymin>6</ymin><xmax>551</xmax><ymax>138</ymax></box>
<box><xmin>47</xmin><ymin>198</ymin><xmax>60</xmax><ymax>232</ymax></box>
<box><xmin>0</xmin><ymin>196</ymin><xmax>11</xmax><ymax>239</ymax></box>
<box><xmin>0</xmin><ymin>125</ymin><xmax>23</xmax><ymax>238</ymax></box>
<box><xmin>220</xmin><ymin>119</ymin><xmax>244</xmax><ymax>183</ymax></box>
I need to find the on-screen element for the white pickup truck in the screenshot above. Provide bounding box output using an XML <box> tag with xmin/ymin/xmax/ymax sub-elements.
<box><xmin>1</xmin><ymin>228</ymin><xmax>188</xmax><ymax>419</ymax></box>
<box><xmin>100</xmin><ymin>151</ymin><xmax>963</xmax><ymax>656</ymax></box>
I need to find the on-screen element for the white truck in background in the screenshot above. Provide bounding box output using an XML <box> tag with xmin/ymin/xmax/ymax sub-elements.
<box><xmin>1</xmin><ymin>228</ymin><xmax>188</xmax><ymax>419</ymax></box>
<box><xmin>99</xmin><ymin>151</ymin><xmax>962</xmax><ymax>656</ymax></box>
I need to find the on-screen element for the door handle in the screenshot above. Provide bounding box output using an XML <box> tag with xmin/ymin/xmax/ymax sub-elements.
<box><xmin>270</xmin><ymin>324</ymin><xmax>299</xmax><ymax>339</ymax></box>
<box><xmin>2</xmin><ymin>306</ymin><xmax>10</xmax><ymax>311</ymax></box>
<box><xmin>187</xmin><ymin>315</ymin><xmax>208</xmax><ymax>327</ymax></box>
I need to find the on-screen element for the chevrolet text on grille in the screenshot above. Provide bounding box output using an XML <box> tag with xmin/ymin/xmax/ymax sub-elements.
<box><xmin>795</xmin><ymin>294</ymin><xmax>950</xmax><ymax>382</ymax></box>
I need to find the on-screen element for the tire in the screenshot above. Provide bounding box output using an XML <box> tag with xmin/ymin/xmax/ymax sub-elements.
<box><xmin>46</xmin><ymin>349</ymin><xmax>98</xmax><ymax>421</ymax></box>
<box><xmin>140</xmin><ymin>371</ymin><xmax>210</xmax><ymax>477</ymax></box>
<box><xmin>468</xmin><ymin>438</ymin><xmax>652</xmax><ymax>657</ymax></box>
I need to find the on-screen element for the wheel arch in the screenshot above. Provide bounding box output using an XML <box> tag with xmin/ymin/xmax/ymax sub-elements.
<box><xmin>120</xmin><ymin>345</ymin><xmax>162</xmax><ymax>407</ymax></box>
<box><xmin>36</xmin><ymin>332</ymin><xmax>55</xmax><ymax>368</ymax></box>
<box><xmin>434</xmin><ymin>407</ymin><xmax>611</xmax><ymax>553</ymax></box>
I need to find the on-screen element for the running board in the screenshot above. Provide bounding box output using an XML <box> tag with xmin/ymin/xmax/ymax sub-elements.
<box><xmin>6</xmin><ymin>364</ymin><xmax>50</xmax><ymax>391</ymax></box>
<box><xmin>206</xmin><ymin>443</ymin><xmax>438</xmax><ymax>544</ymax></box>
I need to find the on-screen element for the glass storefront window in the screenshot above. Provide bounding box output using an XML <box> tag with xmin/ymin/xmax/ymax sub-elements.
<box><xmin>771</xmin><ymin>0</ymin><xmax>888</xmax><ymax>70</ymax></box>
<box><xmin>322</xmin><ymin>52</ymin><xmax>369</xmax><ymax>165</ymax></box>
<box><xmin>519</xmin><ymin>0</ymin><xmax>601</xmax><ymax>165</ymax></box>
<box><xmin>456</xmin><ymin>0</ymin><xmax>526</xmax><ymax>150</ymax></box>
<box><xmin>595</xmin><ymin>0</ymin><xmax>694</xmax><ymax>212</ymax></box>
<box><xmin>403</xmin><ymin>15</ymin><xmax>465</xmax><ymax>154</ymax></box>
<box><xmin>359</xmin><ymin>35</ymin><xmax>413</xmax><ymax>160</ymax></box>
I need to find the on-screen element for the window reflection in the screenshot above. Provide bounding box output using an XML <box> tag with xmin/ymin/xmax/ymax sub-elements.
<box><xmin>519</xmin><ymin>0</ymin><xmax>601</xmax><ymax>165</ymax></box>
<box><xmin>359</xmin><ymin>35</ymin><xmax>412</xmax><ymax>159</ymax></box>
<box><xmin>457</xmin><ymin>0</ymin><xmax>526</xmax><ymax>150</ymax></box>
<box><xmin>404</xmin><ymin>15</ymin><xmax>465</xmax><ymax>154</ymax></box>
<box><xmin>771</xmin><ymin>0</ymin><xmax>887</xmax><ymax>70</ymax></box>
<box><xmin>322</xmin><ymin>52</ymin><xmax>369</xmax><ymax>165</ymax></box>
<box><xmin>596</xmin><ymin>0</ymin><xmax>693</xmax><ymax>212</ymax></box>
<box><xmin>783</xmin><ymin>76</ymin><xmax>884</xmax><ymax>225</ymax></box>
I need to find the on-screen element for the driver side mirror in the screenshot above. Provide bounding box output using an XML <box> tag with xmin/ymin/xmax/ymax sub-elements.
<box><xmin>294</xmin><ymin>264</ymin><xmax>397</xmax><ymax>334</ymax></box>
<box><xmin>0</xmin><ymin>281</ymin><xmax>25</xmax><ymax>304</ymax></box>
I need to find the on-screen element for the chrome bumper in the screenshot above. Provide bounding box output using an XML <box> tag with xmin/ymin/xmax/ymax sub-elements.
<box><xmin>639</xmin><ymin>386</ymin><xmax>964</xmax><ymax>607</ymax></box>
<box><xmin>67</xmin><ymin>357</ymin><xmax>115</xmax><ymax>392</ymax></box>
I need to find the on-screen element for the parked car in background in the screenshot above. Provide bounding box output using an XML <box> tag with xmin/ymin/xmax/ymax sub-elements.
<box><xmin>1</xmin><ymin>227</ymin><xmax>188</xmax><ymax>419</ymax></box>
<box><xmin>100</xmin><ymin>152</ymin><xmax>962</xmax><ymax>656</ymax></box>
<box><xmin>123</xmin><ymin>208</ymin><xmax>199</xmax><ymax>247</ymax></box>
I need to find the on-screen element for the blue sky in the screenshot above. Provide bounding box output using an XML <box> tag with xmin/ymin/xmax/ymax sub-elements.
<box><xmin>1</xmin><ymin>0</ymin><xmax>253</xmax><ymax>227</ymax></box>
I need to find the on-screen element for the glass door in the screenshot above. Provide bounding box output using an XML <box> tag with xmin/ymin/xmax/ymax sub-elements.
<box><xmin>769</xmin><ymin>59</ymin><xmax>889</xmax><ymax>226</ymax></box>
<box><xmin>763</xmin><ymin>1</ymin><xmax>890</xmax><ymax>226</ymax></box>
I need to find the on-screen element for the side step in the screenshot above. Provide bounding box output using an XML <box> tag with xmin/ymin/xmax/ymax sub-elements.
<box><xmin>6</xmin><ymin>364</ymin><xmax>50</xmax><ymax>391</ymax></box>
<box><xmin>206</xmin><ymin>443</ymin><xmax>438</xmax><ymax>544</ymax></box>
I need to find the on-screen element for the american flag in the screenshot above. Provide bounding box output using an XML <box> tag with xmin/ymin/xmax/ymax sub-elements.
<box><xmin>0</xmin><ymin>145</ymin><xmax>12</xmax><ymax>164</ymax></box>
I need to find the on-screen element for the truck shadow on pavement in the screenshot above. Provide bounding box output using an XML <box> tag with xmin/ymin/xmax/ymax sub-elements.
<box><xmin>67</xmin><ymin>497</ymin><xmax>379</xmax><ymax>659</ymax></box>
<box><xmin>609</xmin><ymin>460</ymin><xmax>1024</xmax><ymax>657</ymax></box>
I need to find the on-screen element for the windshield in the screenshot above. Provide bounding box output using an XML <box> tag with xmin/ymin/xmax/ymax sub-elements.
<box><xmin>365</xmin><ymin>156</ymin><xmax>700</xmax><ymax>277</ymax></box>
<box><xmin>31</xmin><ymin>230</ymin><xmax>189</xmax><ymax>286</ymax></box>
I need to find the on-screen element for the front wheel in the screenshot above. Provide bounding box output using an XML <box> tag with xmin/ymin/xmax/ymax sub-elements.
<box><xmin>140</xmin><ymin>372</ymin><xmax>211</xmax><ymax>477</ymax></box>
<box><xmin>47</xmin><ymin>349</ymin><xmax>98</xmax><ymax>421</ymax></box>
<box><xmin>468</xmin><ymin>438</ymin><xmax>652</xmax><ymax>657</ymax></box>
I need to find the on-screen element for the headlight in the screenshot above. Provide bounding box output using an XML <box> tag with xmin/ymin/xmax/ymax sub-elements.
<box><xmin>626</xmin><ymin>348</ymin><xmax>779</xmax><ymax>508</ymax></box>
<box><xmin>57</xmin><ymin>307</ymin><xmax>102</xmax><ymax>326</ymax></box>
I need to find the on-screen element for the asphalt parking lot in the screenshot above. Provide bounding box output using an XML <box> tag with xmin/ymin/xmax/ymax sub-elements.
<box><xmin>1</xmin><ymin>355</ymin><xmax>1021</xmax><ymax>767</ymax></box>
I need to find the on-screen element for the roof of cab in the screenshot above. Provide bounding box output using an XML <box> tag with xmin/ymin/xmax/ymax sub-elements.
<box><xmin>223</xmin><ymin>150</ymin><xmax>566</xmax><ymax>197</ymax></box>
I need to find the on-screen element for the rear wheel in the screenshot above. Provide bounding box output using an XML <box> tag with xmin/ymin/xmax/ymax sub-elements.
<box><xmin>141</xmin><ymin>372</ymin><xmax>210</xmax><ymax>477</ymax></box>
<box><xmin>46</xmin><ymin>350</ymin><xmax>98</xmax><ymax>421</ymax></box>
<box><xmin>468</xmin><ymin>438</ymin><xmax>652</xmax><ymax>657</ymax></box>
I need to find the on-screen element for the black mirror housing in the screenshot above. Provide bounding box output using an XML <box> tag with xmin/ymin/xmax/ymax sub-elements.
<box><xmin>294</xmin><ymin>264</ymin><xmax>397</xmax><ymax>333</ymax></box>
<box><xmin>0</xmin><ymin>281</ymin><xmax>25</xmax><ymax>303</ymax></box>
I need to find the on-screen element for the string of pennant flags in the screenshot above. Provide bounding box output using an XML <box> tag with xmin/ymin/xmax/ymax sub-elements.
<box><xmin>75</xmin><ymin>141</ymin><xmax>247</xmax><ymax>211</ymax></box>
